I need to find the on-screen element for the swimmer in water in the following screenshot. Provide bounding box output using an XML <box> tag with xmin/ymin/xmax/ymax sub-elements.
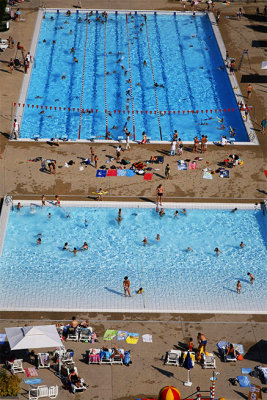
<box><xmin>62</xmin><ymin>75</ymin><xmax>66</xmax><ymax>80</ymax></box>
<box><xmin>82</xmin><ymin>242</ymin><xmax>88</xmax><ymax>250</ymax></box>
<box><xmin>247</xmin><ymin>272</ymin><xmax>254</xmax><ymax>284</ymax></box>
<box><xmin>116</xmin><ymin>208</ymin><xmax>122</xmax><ymax>225</ymax></box>
<box><xmin>17</xmin><ymin>202</ymin><xmax>23</xmax><ymax>210</ymax></box>
<box><xmin>37</xmin><ymin>238</ymin><xmax>42</xmax><ymax>245</ymax></box>
<box><xmin>70</xmin><ymin>47</ymin><xmax>75</xmax><ymax>53</ymax></box>
<box><xmin>143</xmin><ymin>237</ymin><xmax>148</xmax><ymax>245</ymax></box>
<box><xmin>143</xmin><ymin>60</ymin><xmax>147</xmax><ymax>66</ymax></box>
<box><xmin>174</xmin><ymin>210</ymin><xmax>179</xmax><ymax>217</ymax></box>
<box><xmin>231</xmin><ymin>208</ymin><xmax>238</xmax><ymax>213</ymax></box>
<box><xmin>240</xmin><ymin>241</ymin><xmax>246</xmax><ymax>248</ymax></box>
<box><xmin>84</xmin><ymin>219</ymin><xmax>88</xmax><ymax>227</ymax></box>
<box><xmin>214</xmin><ymin>247</ymin><xmax>222</xmax><ymax>256</ymax></box>
<box><xmin>69</xmin><ymin>247</ymin><xmax>80</xmax><ymax>255</ymax></box>
<box><xmin>159</xmin><ymin>208</ymin><xmax>165</xmax><ymax>217</ymax></box>
<box><xmin>74</xmin><ymin>57</ymin><xmax>78</xmax><ymax>62</ymax></box>
<box><xmin>156</xmin><ymin>234</ymin><xmax>160</xmax><ymax>241</ymax></box>
<box><xmin>181</xmin><ymin>209</ymin><xmax>187</xmax><ymax>215</ymax></box>
<box><xmin>63</xmin><ymin>242</ymin><xmax>69</xmax><ymax>250</ymax></box>
<box><xmin>186</xmin><ymin>247</ymin><xmax>193</xmax><ymax>252</ymax></box>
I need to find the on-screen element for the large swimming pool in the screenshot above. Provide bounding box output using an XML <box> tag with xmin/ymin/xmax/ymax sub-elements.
<box><xmin>17</xmin><ymin>10</ymin><xmax>249</xmax><ymax>142</ymax></box>
<box><xmin>0</xmin><ymin>203</ymin><xmax>266</xmax><ymax>313</ymax></box>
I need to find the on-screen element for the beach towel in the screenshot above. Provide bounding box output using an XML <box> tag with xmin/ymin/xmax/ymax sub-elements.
<box><xmin>103</xmin><ymin>330</ymin><xmax>117</xmax><ymax>340</ymax></box>
<box><xmin>24</xmin><ymin>378</ymin><xmax>43</xmax><ymax>385</ymax></box>
<box><xmin>242</xmin><ymin>368</ymin><xmax>252</xmax><ymax>374</ymax></box>
<box><xmin>117</xmin><ymin>169</ymin><xmax>126</xmax><ymax>176</ymax></box>
<box><xmin>25</xmin><ymin>368</ymin><xmax>38</xmax><ymax>377</ymax></box>
<box><xmin>142</xmin><ymin>334</ymin><xmax>153</xmax><ymax>343</ymax></box>
<box><xmin>0</xmin><ymin>334</ymin><xmax>6</xmax><ymax>345</ymax></box>
<box><xmin>144</xmin><ymin>173</ymin><xmax>153</xmax><ymax>181</ymax></box>
<box><xmin>189</xmin><ymin>162</ymin><xmax>197</xmax><ymax>170</ymax></box>
<box><xmin>203</xmin><ymin>170</ymin><xmax>212</xmax><ymax>179</ymax></box>
<box><xmin>220</xmin><ymin>170</ymin><xmax>229</xmax><ymax>178</ymax></box>
<box><xmin>126</xmin><ymin>169</ymin><xmax>135</xmax><ymax>177</ymax></box>
<box><xmin>126</xmin><ymin>333</ymin><xmax>139</xmax><ymax>344</ymax></box>
<box><xmin>237</xmin><ymin>375</ymin><xmax>251</xmax><ymax>387</ymax></box>
<box><xmin>264</xmin><ymin>170</ymin><xmax>267</xmax><ymax>177</ymax></box>
<box><xmin>178</xmin><ymin>161</ymin><xmax>188</xmax><ymax>170</ymax></box>
<box><xmin>107</xmin><ymin>169</ymin><xmax>117</xmax><ymax>177</ymax></box>
<box><xmin>117</xmin><ymin>331</ymin><xmax>128</xmax><ymax>341</ymax></box>
<box><xmin>96</xmin><ymin>170</ymin><xmax>107</xmax><ymax>178</ymax></box>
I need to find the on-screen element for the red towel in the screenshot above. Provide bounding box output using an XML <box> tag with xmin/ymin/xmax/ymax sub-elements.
<box><xmin>144</xmin><ymin>173</ymin><xmax>153</xmax><ymax>180</ymax></box>
<box><xmin>107</xmin><ymin>169</ymin><xmax>117</xmax><ymax>177</ymax></box>
<box><xmin>264</xmin><ymin>170</ymin><xmax>267</xmax><ymax>177</ymax></box>
<box><xmin>25</xmin><ymin>368</ymin><xmax>38</xmax><ymax>377</ymax></box>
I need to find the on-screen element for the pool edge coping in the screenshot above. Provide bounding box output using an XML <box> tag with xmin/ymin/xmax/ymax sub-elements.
<box><xmin>12</xmin><ymin>9</ymin><xmax>258</xmax><ymax>145</ymax></box>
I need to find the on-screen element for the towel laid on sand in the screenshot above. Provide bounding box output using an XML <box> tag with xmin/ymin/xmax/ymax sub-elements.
<box><xmin>25</xmin><ymin>368</ymin><xmax>38</xmax><ymax>377</ymax></box>
<box><xmin>241</xmin><ymin>368</ymin><xmax>252</xmax><ymax>374</ymax></box>
<box><xmin>96</xmin><ymin>170</ymin><xmax>107</xmax><ymax>178</ymax></box>
<box><xmin>126</xmin><ymin>333</ymin><xmax>139</xmax><ymax>344</ymax></box>
<box><xmin>107</xmin><ymin>169</ymin><xmax>117</xmax><ymax>177</ymax></box>
<box><xmin>126</xmin><ymin>169</ymin><xmax>135</xmax><ymax>177</ymax></box>
<box><xmin>144</xmin><ymin>173</ymin><xmax>153</xmax><ymax>180</ymax></box>
<box><xmin>103</xmin><ymin>330</ymin><xmax>117</xmax><ymax>340</ymax></box>
<box><xmin>203</xmin><ymin>168</ymin><xmax>212</xmax><ymax>179</ymax></box>
<box><xmin>117</xmin><ymin>331</ymin><xmax>128</xmax><ymax>341</ymax></box>
<box><xmin>117</xmin><ymin>169</ymin><xmax>126</xmax><ymax>176</ymax></box>
<box><xmin>237</xmin><ymin>375</ymin><xmax>251</xmax><ymax>387</ymax></box>
<box><xmin>142</xmin><ymin>334</ymin><xmax>153</xmax><ymax>343</ymax></box>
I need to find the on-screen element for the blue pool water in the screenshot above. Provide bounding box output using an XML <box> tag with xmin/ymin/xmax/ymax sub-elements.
<box><xmin>18</xmin><ymin>11</ymin><xmax>249</xmax><ymax>142</ymax></box>
<box><xmin>0</xmin><ymin>206</ymin><xmax>266</xmax><ymax>312</ymax></box>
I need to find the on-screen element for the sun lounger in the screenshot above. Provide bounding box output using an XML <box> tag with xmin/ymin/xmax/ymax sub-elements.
<box><xmin>164</xmin><ymin>350</ymin><xmax>181</xmax><ymax>366</ymax></box>
<box><xmin>201</xmin><ymin>353</ymin><xmax>216</xmax><ymax>369</ymax></box>
<box><xmin>79</xmin><ymin>327</ymin><xmax>92</xmax><ymax>342</ymax></box>
<box><xmin>6</xmin><ymin>359</ymin><xmax>25</xmax><ymax>374</ymax></box>
<box><xmin>88</xmin><ymin>349</ymin><xmax>101</xmax><ymax>364</ymax></box>
<box><xmin>28</xmin><ymin>384</ymin><xmax>58</xmax><ymax>400</ymax></box>
<box><xmin>100</xmin><ymin>349</ymin><xmax>113</xmax><ymax>364</ymax></box>
<box><xmin>67</xmin><ymin>328</ymin><xmax>78</xmax><ymax>342</ymax></box>
<box><xmin>217</xmin><ymin>341</ymin><xmax>240</xmax><ymax>362</ymax></box>
<box><xmin>112</xmin><ymin>349</ymin><xmax>124</xmax><ymax>365</ymax></box>
<box><xmin>37</xmin><ymin>353</ymin><xmax>50</xmax><ymax>369</ymax></box>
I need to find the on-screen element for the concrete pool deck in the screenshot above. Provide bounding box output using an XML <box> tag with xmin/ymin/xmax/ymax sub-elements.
<box><xmin>0</xmin><ymin>312</ymin><xmax>266</xmax><ymax>400</ymax></box>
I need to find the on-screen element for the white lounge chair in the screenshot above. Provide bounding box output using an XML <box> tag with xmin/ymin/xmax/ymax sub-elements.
<box><xmin>79</xmin><ymin>327</ymin><xmax>92</xmax><ymax>342</ymax></box>
<box><xmin>70</xmin><ymin>379</ymin><xmax>87</xmax><ymax>394</ymax></box>
<box><xmin>37</xmin><ymin>353</ymin><xmax>50</xmax><ymax>369</ymax></box>
<box><xmin>100</xmin><ymin>349</ymin><xmax>112</xmax><ymax>365</ymax></box>
<box><xmin>29</xmin><ymin>385</ymin><xmax>58</xmax><ymax>400</ymax></box>
<box><xmin>112</xmin><ymin>349</ymin><xmax>124</xmax><ymax>365</ymax></box>
<box><xmin>67</xmin><ymin>327</ymin><xmax>78</xmax><ymax>342</ymax></box>
<box><xmin>201</xmin><ymin>353</ymin><xmax>216</xmax><ymax>369</ymax></box>
<box><xmin>164</xmin><ymin>350</ymin><xmax>181</xmax><ymax>366</ymax></box>
<box><xmin>88</xmin><ymin>348</ymin><xmax>100</xmax><ymax>364</ymax></box>
<box><xmin>6</xmin><ymin>358</ymin><xmax>25</xmax><ymax>374</ymax></box>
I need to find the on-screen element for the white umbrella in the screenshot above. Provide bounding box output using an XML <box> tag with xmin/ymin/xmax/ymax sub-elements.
<box><xmin>5</xmin><ymin>325</ymin><xmax>62</xmax><ymax>350</ymax></box>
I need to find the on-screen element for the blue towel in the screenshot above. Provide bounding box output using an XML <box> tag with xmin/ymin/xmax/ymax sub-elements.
<box><xmin>117</xmin><ymin>169</ymin><xmax>126</xmax><ymax>176</ymax></box>
<box><xmin>241</xmin><ymin>368</ymin><xmax>252</xmax><ymax>374</ymax></box>
<box><xmin>24</xmin><ymin>378</ymin><xmax>43</xmax><ymax>385</ymax></box>
<box><xmin>96</xmin><ymin>170</ymin><xmax>107</xmax><ymax>178</ymax></box>
<box><xmin>178</xmin><ymin>161</ymin><xmax>187</xmax><ymax>170</ymax></box>
<box><xmin>220</xmin><ymin>170</ymin><xmax>229</xmax><ymax>178</ymax></box>
<box><xmin>126</xmin><ymin>169</ymin><xmax>135</xmax><ymax>177</ymax></box>
<box><xmin>237</xmin><ymin>375</ymin><xmax>250</xmax><ymax>387</ymax></box>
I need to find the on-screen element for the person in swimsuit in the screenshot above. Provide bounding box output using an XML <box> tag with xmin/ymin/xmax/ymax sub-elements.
<box><xmin>36</xmin><ymin>238</ymin><xmax>41</xmax><ymax>245</ymax></box>
<box><xmin>69</xmin><ymin>247</ymin><xmax>81</xmax><ymax>255</ymax></box>
<box><xmin>63</xmin><ymin>242</ymin><xmax>69</xmax><ymax>250</ymax></box>
<box><xmin>188</xmin><ymin>338</ymin><xmax>194</xmax><ymax>351</ymax></box>
<box><xmin>116</xmin><ymin>209</ymin><xmax>122</xmax><ymax>225</ymax></box>
<box><xmin>214</xmin><ymin>247</ymin><xmax>222</xmax><ymax>256</ymax></box>
<box><xmin>17</xmin><ymin>202</ymin><xmax>22</xmax><ymax>210</ymax></box>
<box><xmin>157</xmin><ymin>184</ymin><xmax>163</xmax><ymax>206</ymax></box>
<box><xmin>41</xmin><ymin>195</ymin><xmax>46</xmax><ymax>207</ymax></box>
<box><xmin>82</xmin><ymin>242</ymin><xmax>88</xmax><ymax>250</ymax></box>
<box><xmin>236</xmin><ymin>280</ymin><xmax>241</xmax><ymax>294</ymax></box>
<box><xmin>123</xmin><ymin>276</ymin><xmax>131</xmax><ymax>297</ymax></box>
<box><xmin>143</xmin><ymin>237</ymin><xmax>148</xmax><ymax>245</ymax></box>
<box><xmin>247</xmin><ymin>272</ymin><xmax>254</xmax><ymax>284</ymax></box>
<box><xmin>156</xmin><ymin>234</ymin><xmax>160</xmax><ymax>241</ymax></box>
<box><xmin>247</xmin><ymin>84</ymin><xmax>252</xmax><ymax>99</ymax></box>
<box><xmin>174</xmin><ymin>210</ymin><xmax>179</xmax><ymax>217</ymax></box>
<box><xmin>159</xmin><ymin>208</ymin><xmax>165</xmax><ymax>217</ymax></box>
<box><xmin>240</xmin><ymin>241</ymin><xmax>246</xmax><ymax>248</ymax></box>
<box><xmin>197</xmin><ymin>332</ymin><xmax>207</xmax><ymax>352</ymax></box>
<box><xmin>193</xmin><ymin>136</ymin><xmax>199</xmax><ymax>153</ymax></box>
<box><xmin>9</xmin><ymin>58</ymin><xmax>14</xmax><ymax>73</ymax></box>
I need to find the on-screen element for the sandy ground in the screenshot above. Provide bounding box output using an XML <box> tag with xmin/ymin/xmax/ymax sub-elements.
<box><xmin>0</xmin><ymin>313</ymin><xmax>266</xmax><ymax>400</ymax></box>
<box><xmin>0</xmin><ymin>2</ymin><xmax>266</xmax><ymax>400</ymax></box>
<box><xmin>0</xmin><ymin>1</ymin><xmax>266</xmax><ymax>200</ymax></box>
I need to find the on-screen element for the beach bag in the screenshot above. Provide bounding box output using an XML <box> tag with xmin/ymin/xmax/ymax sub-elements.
<box><xmin>237</xmin><ymin>354</ymin><xmax>243</xmax><ymax>361</ymax></box>
<box><xmin>123</xmin><ymin>351</ymin><xmax>131</xmax><ymax>366</ymax></box>
<box><xmin>229</xmin><ymin>377</ymin><xmax>238</xmax><ymax>386</ymax></box>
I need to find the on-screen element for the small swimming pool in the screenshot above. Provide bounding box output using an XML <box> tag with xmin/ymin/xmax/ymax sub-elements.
<box><xmin>0</xmin><ymin>203</ymin><xmax>266</xmax><ymax>313</ymax></box>
<box><xmin>17</xmin><ymin>10</ymin><xmax>250</xmax><ymax>142</ymax></box>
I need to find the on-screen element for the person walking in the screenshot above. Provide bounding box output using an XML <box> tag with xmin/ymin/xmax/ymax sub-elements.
<box><xmin>94</xmin><ymin>154</ymin><xmax>98</xmax><ymax>169</ymax></box>
<box><xmin>156</xmin><ymin>184</ymin><xmax>164</xmax><ymax>206</ymax></box>
<box><xmin>116</xmin><ymin>145</ymin><xmax>122</xmax><ymax>162</ymax></box>
<box><xmin>247</xmin><ymin>272</ymin><xmax>255</xmax><ymax>284</ymax></box>
<box><xmin>123</xmin><ymin>276</ymin><xmax>131</xmax><ymax>297</ymax></box>
<box><xmin>13</xmin><ymin>118</ymin><xmax>20</xmax><ymax>140</ymax></box>
<box><xmin>165</xmin><ymin>164</ymin><xmax>170</xmax><ymax>179</ymax></box>
<box><xmin>170</xmin><ymin>141</ymin><xmax>176</xmax><ymax>155</ymax></box>
<box><xmin>247</xmin><ymin>84</ymin><xmax>252</xmax><ymax>99</ymax></box>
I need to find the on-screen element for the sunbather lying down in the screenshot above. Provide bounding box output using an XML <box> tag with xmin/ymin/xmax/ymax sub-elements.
<box><xmin>69</xmin><ymin>369</ymin><xmax>84</xmax><ymax>388</ymax></box>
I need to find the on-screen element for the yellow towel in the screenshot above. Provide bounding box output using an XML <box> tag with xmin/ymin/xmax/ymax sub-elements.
<box><xmin>126</xmin><ymin>335</ymin><xmax>139</xmax><ymax>344</ymax></box>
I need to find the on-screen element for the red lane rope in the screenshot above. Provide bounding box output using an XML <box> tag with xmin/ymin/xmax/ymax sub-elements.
<box><xmin>144</xmin><ymin>17</ymin><xmax>162</xmax><ymax>140</ymax></box>
<box><xmin>125</xmin><ymin>13</ymin><xmax>136</xmax><ymax>140</ymax></box>
<box><xmin>13</xmin><ymin>103</ymin><xmax>252</xmax><ymax>113</ymax></box>
<box><xmin>78</xmin><ymin>12</ymin><xmax>89</xmax><ymax>140</ymax></box>
<box><xmin>104</xmin><ymin>16</ymin><xmax>108</xmax><ymax>135</ymax></box>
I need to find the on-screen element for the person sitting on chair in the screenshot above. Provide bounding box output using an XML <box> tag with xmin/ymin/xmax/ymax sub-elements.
<box><xmin>226</xmin><ymin>343</ymin><xmax>236</xmax><ymax>358</ymax></box>
<box><xmin>69</xmin><ymin>369</ymin><xmax>83</xmax><ymax>388</ymax></box>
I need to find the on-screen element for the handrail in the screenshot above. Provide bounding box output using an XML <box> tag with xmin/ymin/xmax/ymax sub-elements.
<box><xmin>144</xmin><ymin>16</ymin><xmax>162</xmax><ymax>140</ymax></box>
<box><xmin>78</xmin><ymin>12</ymin><xmax>89</xmax><ymax>139</ymax></box>
<box><xmin>125</xmin><ymin>13</ymin><xmax>136</xmax><ymax>140</ymax></box>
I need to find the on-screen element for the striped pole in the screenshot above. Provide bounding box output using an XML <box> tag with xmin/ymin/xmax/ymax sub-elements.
<box><xmin>125</xmin><ymin>13</ymin><xmax>136</xmax><ymax>140</ymax></box>
<box><xmin>144</xmin><ymin>17</ymin><xmax>162</xmax><ymax>141</ymax></box>
<box><xmin>78</xmin><ymin>13</ymin><xmax>89</xmax><ymax>139</ymax></box>
<box><xmin>104</xmin><ymin>15</ymin><xmax>108</xmax><ymax>135</ymax></box>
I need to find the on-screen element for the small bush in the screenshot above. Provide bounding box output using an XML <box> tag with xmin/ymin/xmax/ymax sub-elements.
<box><xmin>0</xmin><ymin>368</ymin><xmax>21</xmax><ymax>397</ymax></box>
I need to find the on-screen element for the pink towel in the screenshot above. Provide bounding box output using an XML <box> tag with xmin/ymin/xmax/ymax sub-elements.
<box><xmin>25</xmin><ymin>368</ymin><xmax>38</xmax><ymax>377</ymax></box>
<box><xmin>189</xmin><ymin>162</ymin><xmax>197</xmax><ymax>170</ymax></box>
<box><xmin>144</xmin><ymin>173</ymin><xmax>153</xmax><ymax>180</ymax></box>
<box><xmin>107</xmin><ymin>169</ymin><xmax>117</xmax><ymax>176</ymax></box>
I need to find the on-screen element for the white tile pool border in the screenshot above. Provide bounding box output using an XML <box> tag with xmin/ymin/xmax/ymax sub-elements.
<box><xmin>0</xmin><ymin>199</ymin><xmax>265</xmax><ymax>313</ymax></box>
<box><xmin>12</xmin><ymin>9</ymin><xmax>257</xmax><ymax>145</ymax></box>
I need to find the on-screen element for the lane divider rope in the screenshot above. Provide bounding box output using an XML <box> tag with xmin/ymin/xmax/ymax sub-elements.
<box><xmin>78</xmin><ymin>12</ymin><xmax>89</xmax><ymax>139</ymax></box>
<box><xmin>125</xmin><ymin>14</ymin><xmax>136</xmax><ymax>140</ymax></box>
<box><xmin>104</xmin><ymin>16</ymin><xmax>109</xmax><ymax>135</ymax></box>
<box><xmin>144</xmin><ymin>17</ymin><xmax>162</xmax><ymax>141</ymax></box>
